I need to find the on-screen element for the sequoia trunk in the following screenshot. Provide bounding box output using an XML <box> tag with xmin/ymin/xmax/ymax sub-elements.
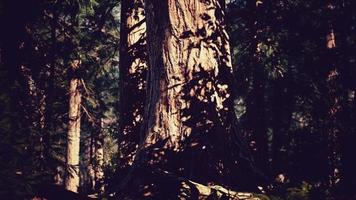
<box><xmin>139</xmin><ymin>0</ymin><xmax>260</xmax><ymax>188</ymax></box>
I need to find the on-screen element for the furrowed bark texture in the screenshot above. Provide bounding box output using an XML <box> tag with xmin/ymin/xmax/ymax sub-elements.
<box><xmin>118</xmin><ymin>0</ymin><xmax>147</xmax><ymax>167</ymax></box>
<box><xmin>144</xmin><ymin>0</ymin><xmax>233</xmax><ymax>148</ymax></box>
<box><xmin>65</xmin><ymin>60</ymin><xmax>82</xmax><ymax>193</ymax></box>
<box><xmin>140</xmin><ymin>0</ymin><xmax>259</xmax><ymax>187</ymax></box>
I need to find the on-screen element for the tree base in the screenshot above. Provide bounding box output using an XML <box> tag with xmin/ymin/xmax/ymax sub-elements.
<box><xmin>116</xmin><ymin>166</ymin><xmax>267</xmax><ymax>200</ymax></box>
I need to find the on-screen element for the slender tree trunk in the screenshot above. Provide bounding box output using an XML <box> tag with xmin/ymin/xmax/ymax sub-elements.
<box><xmin>95</xmin><ymin>118</ymin><xmax>105</xmax><ymax>196</ymax></box>
<box><xmin>87</xmin><ymin>118</ymin><xmax>105</xmax><ymax>195</ymax></box>
<box><xmin>271</xmin><ymin>75</ymin><xmax>295</xmax><ymax>180</ymax></box>
<box><xmin>118</xmin><ymin>0</ymin><xmax>147</xmax><ymax>167</ymax></box>
<box><xmin>135</xmin><ymin>0</ymin><xmax>260</xmax><ymax>189</ymax></box>
<box><xmin>325</xmin><ymin>0</ymin><xmax>340</xmax><ymax>187</ymax></box>
<box><xmin>46</xmin><ymin>2</ymin><xmax>59</xmax><ymax>184</ymax></box>
<box><xmin>20</xmin><ymin>62</ymin><xmax>48</xmax><ymax>170</ymax></box>
<box><xmin>244</xmin><ymin>0</ymin><xmax>269</xmax><ymax>175</ymax></box>
<box><xmin>339</xmin><ymin>1</ymin><xmax>356</xmax><ymax>192</ymax></box>
<box><xmin>88</xmin><ymin>128</ymin><xmax>95</xmax><ymax>192</ymax></box>
<box><xmin>65</xmin><ymin>60</ymin><xmax>82</xmax><ymax>193</ymax></box>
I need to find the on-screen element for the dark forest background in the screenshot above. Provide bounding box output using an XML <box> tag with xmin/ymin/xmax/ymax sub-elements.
<box><xmin>0</xmin><ymin>0</ymin><xmax>356</xmax><ymax>199</ymax></box>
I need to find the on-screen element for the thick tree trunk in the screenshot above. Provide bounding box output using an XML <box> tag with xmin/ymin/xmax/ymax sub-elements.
<box><xmin>136</xmin><ymin>0</ymin><xmax>260</xmax><ymax>188</ymax></box>
<box><xmin>143</xmin><ymin>0</ymin><xmax>233</xmax><ymax>149</ymax></box>
<box><xmin>65</xmin><ymin>60</ymin><xmax>82</xmax><ymax>193</ymax></box>
<box><xmin>118</xmin><ymin>0</ymin><xmax>147</xmax><ymax>168</ymax></box>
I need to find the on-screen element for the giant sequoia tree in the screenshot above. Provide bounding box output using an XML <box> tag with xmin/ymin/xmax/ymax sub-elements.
<box><xmin>126</xmin><ymin>0</ymin><xmax>263</xmax><ymax>190</ymax></box>
<box><xmin>4</xmin><ymin>0</ymin><xmax>356</xmax><ymax>199</ymax></box>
